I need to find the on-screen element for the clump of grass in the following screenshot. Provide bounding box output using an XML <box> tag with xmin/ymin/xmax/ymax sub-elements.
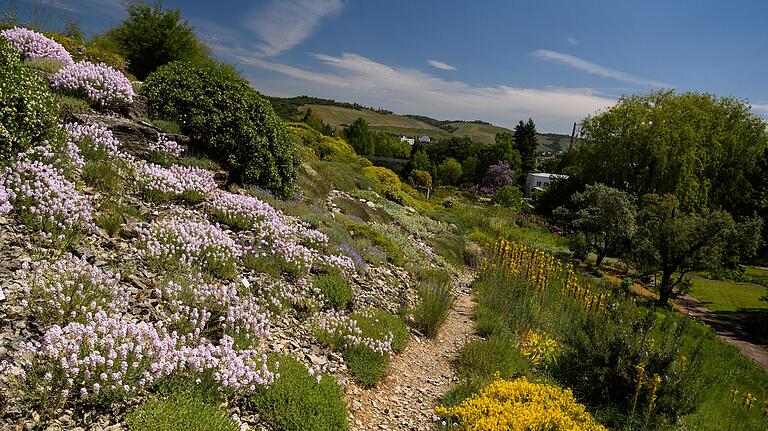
<box><xmin>353</xmin><ymin>308</ymin><xmax>409</xmax><ymax>353</ymax></box>
<box><xmin>242</xmin><ymin>254</ymin><xmax>281</xmax><ymax>278</ymax></box>
<box><xmin>24</xmin><ymin>58</ymin><xmax>65</xmax><ymax>74</ymax></box>
<box><xmin>95</xmin><ymin>200</ymin><xmax>140</xmax><ymax>237</ymax></box>
<box><xmin>250</xmin><ymin>354</ymin><xmax>348</xmax><ymax>431</ymax></box>
<box><xmin>178</xmin><ymin>153</ymin><xmax>221</xmax><ymax>171</ymax></box>
<box><xmin>57</xmin><ymin>94</ymin><xmax>91</xmax><ymax>118</ymax></box>
<box><xmin>412</xmin><ymin>280</ymin><xmax>455</xmax><ymax>338</ymax></box>
<box><xmin>314</xmin><ymin>272</ymin><xmax>352</xmax><ymax>311</ymax></box>
<box><xmin>82</xmin><ymin>159</ymin><xmax>123</xmax><ymax>193</ymax></box>
<box><xmin>151</xmin><ymin>119</ymin><xmax>181</xmax><ymax>135</ymax></box>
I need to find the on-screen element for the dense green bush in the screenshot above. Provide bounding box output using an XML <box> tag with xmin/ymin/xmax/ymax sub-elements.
<box><xmin>102</xmin><ymin>1</ymin><xmax>208</xmax><ymax>80</ymax></box>
<box><xmin>346</xmin><ymin>345</ymin><xmax>388</xmax><ymax>388</ymax></box>
<box><xmin>314</xmin><ymin>273</ymin><xmax>352</xmax><ymax>310</ymax></box>
<box><xmin>250</xmin><ymin>354</ymin><xmax>348</xmax><ymax>431</ymax></box>
<box><xmin>353</xmin><ymin>308</ymin><xmax>409</xmax><ymax>353</ymax></box>
<box><xmin>491</xmin><ymin>184</ymin><xmax>523</xmax><ymax>209</ymax></box>
<box><xmin>145</xmin><ymin>61</ymin><xmax>299</xmax><ymax>197</ymax></box>
<box><xmin>0</xmin><ymin>38</ymin><xmax>59</xmax><ymax>161</ymax></box>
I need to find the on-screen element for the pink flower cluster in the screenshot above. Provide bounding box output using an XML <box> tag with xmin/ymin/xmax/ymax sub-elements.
<box><xmin>3</xmin><ymin>152</ymin><xmax>94</xmax><ymax>240</ymax></box>
<box><xmin>182</xmin><ymin>336</ymin><xmax>277</xmax><ymax>392</ymax></box>
<box><xmin>137</xmin><ymin>214</ymin><xmax>242</xmax><ymax>276</ymax></box>
<box><xmin>312</xmin><ymin>311</ymin><xmax>394</xmax><ymax>356</ymax></box>
<box><xmin>18</xmin><ymin>255</ymin><xmax>127</xmax><ymax>325</ymax></box>
<box><xmin>51</xmin><ymin>61</ymin><xmax>134</xmax><ymax>108</ymax></box>
<box><xmin>64</xmin><ymin>122</ymin><xmax>127</xmax><ymax>159</ymax></box>
<box><xmin>135</xmin><ymin>163</ymin><xmax>217</xmax><ymax>202</ymax></box>
<box><xmin>207</xmin><ymin>191</ymin><xmax>354</xmax><ymax>274</ymax></box>
<box><xmin>156</xmin><ymin>278</ymin><xmax>271</xmax><ymax>347</ymax></box>
<box><xmin>0</xmin><ymin>27</ymin><xmax>73</xmax><ymax>64</ymax></box>
<box><xmin>0</xmin><ymin>184</ymin><xmax>11</xmax><ymax>215</ymax></box>
<box><xmin>19</xmin><ymin>311</ymin><xmax>181</xmax><ymax>400</ymax></box>
<box><xmin>148</xmin><ymin>134</ymin><xmax>184</xmax><ymax>157</ymax></box>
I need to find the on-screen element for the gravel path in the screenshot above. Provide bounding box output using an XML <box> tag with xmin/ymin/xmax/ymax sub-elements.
<box><xmin>347</xmin><ymin>273</ymin><xmax>477</xmax><ymax>431</ymax></box>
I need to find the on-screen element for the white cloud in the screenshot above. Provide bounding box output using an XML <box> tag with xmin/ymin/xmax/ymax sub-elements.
<box><xmin>244</xmin><ymin>0</ymin><xmax>343</xmax><ymax>57</ymax></box>
<box><xmin>427</xmin><ymin>59</ymin><xmax>457</xmax><ymax>71</ymax></box>
<box><xmin>566</xmin><ymin>37</ymin><xmax>579</xmax><ymax>45</ymax></box>
<box><xmin>233</xmin><ymin>52</ymin><xmax>617</xmax><ymax>132</ymax></box>
<box><xmin>751</xmin><ymin>103</ymin><xmax>768</xmax><ymax>116</ymax></box>
<box><xmin>532</xmin><ymin>49</ymin><xmax>672</xmax><ymax>88</ymax></box>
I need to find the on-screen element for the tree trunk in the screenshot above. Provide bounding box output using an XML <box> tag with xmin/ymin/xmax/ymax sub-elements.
<box><xmin>595</xmin><ymin>250</ymin><xmax>606</xmax><ymax>268</ymax></box>
<box><xmin>658</xmin><ymin>269</ymin><xmax>672</xmax><ymax>305</ymax></box>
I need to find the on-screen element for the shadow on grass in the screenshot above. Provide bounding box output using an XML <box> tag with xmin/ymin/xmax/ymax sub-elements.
<box><xmin>709</xmin><ymin>308</ymin><xmax>768</xmax><ymax>347</ymax></box>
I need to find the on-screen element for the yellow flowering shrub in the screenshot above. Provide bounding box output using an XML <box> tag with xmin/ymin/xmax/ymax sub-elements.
<box><xmin>363</xmin><ymin>166</ymin><xmax>401</xmax><ymax>190</ymax></box>
<box><xmin>435</xmin><ymin>377</ymin><xmax>607</xmax><ymax>431</ymax></box>
<box><xmin>520</xmin><ymin>330</ymin><xmax>558</xmax><ymax>367</ymax></box>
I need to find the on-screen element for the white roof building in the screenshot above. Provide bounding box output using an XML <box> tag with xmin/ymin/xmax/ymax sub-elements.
<box><xmin>525</xmin><ymin>172</ymin><xmax>568</xmax><ymax>196</ymax></box>
<box><xmin>418</xmin><ymin>135</ymin><xmax>431</xmax><ymax>144</ymax></box>
<box><xmin>400</xmin><ymin>136</ymin><xmax>415</xmax><ymax>146</ymax></box>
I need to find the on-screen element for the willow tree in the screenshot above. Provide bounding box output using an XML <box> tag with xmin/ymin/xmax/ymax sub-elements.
<box><xmin>575</xmin><ymin>90</ymin><xmax>768</xmax><ymax>215</ymax></box>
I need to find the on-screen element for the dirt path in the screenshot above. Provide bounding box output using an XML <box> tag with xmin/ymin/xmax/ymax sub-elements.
<box><xmin>347</xmin><ymin>274</ymin><xmax>478</xmax><ymax>431</ymax></box>
<box><xmin>677</xmin><ymin>292</ymin><xmax>768</xmax><ymax>372</ymax></box>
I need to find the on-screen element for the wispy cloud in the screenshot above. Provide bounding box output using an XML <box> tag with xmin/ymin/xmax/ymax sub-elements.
<box><xmin>232</xmin><ymin>52</ymin><xmax>616</xmax><ymax>132</ymax></box>
<box><xmin>566</xmin><ymin>37</ymin><xmax>579</xmax><ymax>45</ymax></box>
<box><xmin>243</xmin><ymin>0</ymin><xmax>343</xmax><ymax>57</ymax></box>
<box><xmin>427</xmin><ymin>59</ymin><xmax>457</xmax><ymax>71</ymax></box>
<box><xmin>532</xmin><ymin>49</ymin><xmax>672</xmax><ymax>88</ymax></box>
<box><xmin>751</xmin><ymin>103</ymin><xmax>768</xmax><ymax>116</ymax></box>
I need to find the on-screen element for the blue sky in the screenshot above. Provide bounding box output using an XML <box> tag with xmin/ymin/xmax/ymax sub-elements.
<box><xmin>9</xmin><ymin>0</ymin><xmax>768</xmax><ymax>132</ymax></box>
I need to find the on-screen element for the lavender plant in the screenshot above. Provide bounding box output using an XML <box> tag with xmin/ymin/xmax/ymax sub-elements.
<box><xmin>0</xmin><ymin>27</ymin><xmax>73</xmax><ymax>64</ymax></box>
<box><xmin>0</xmin><ymin>184</ymin><xmax>11</xmax><ymax>215</ymax></box>
<box><xmin>18</xmin><ymin>255</ymin><xmax>127</xmax><ymax>326</ymax></box>
<box><xmin>51</xmin><ymin>61</ymin><xmax>134</xmax><ymax>109</ymax></box>
<box><xmin>64</xmin><ymin>122</ymin><xmax>126</xmax><ymax>160</ymax></box>
<box><xmin>135</xmin><ymin>163</ymin><xmax>217</xmax><ymax>203</ymax></box>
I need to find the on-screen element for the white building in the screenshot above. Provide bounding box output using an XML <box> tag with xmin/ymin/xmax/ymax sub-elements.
<box><xmin>400</xmin><ymin>136</ymin><xmax>415</xmax><ymax>146</ymax></box>
<box><xmin>525</xmin><ymin>172</ymin><xmax>568</xmax><ymax>196</ymax></box>
<box><xmin>418</xmin><ymin>135</ymin><xmax>431</xmax><ymax>144</ymax></box>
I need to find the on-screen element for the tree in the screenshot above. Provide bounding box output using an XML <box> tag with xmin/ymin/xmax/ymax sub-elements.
<box><xmin>107</xmin><ymin>1</ymin><xmax>208</xmax><ymax>80</ymax></box>
<box><xmin>480</xmin><ymin>161</ymin><xmax>516</xmax><ymax>195</ymax></box>
<box><xmin>410</xmin><ymin>149</ymin><xmax>431</xmax><ymax>172</ymax></box>
<box><xmin>301</xmin><ymin>108</ymin><xmax>334</xmax><ymax>136</ymax></box>
<box><xmin>632</xmin><ymin>194</ymin><xmax>762</xmax><ymax>304</ymax></box>
<box><xmin>492</xmin><ymin>185</ymin><xmax>524</xmax><ymax>209</ymax></box>
<box><xmin>514</xmin><ymin>119</ymin><xmax>538</xmax><ymax>174</ymax></box>
<box><xmin>343</xmin><ymin>118</ymin><xmax>375</xmax><ymax>155</ymax></box>
<box><xmin>575</xmin><ymin>90</ymin><xmax>768</xmax><ymax>215</ymax></box>
<box><xmin>557</xmin><ymin>184</ymin><xmax>637</xmax><ymax>268</ymax></box>
<box><xmin>409</xmin><ymin>169</ymin><xmax>432</xmax><ymax>190</ymax></box>
<box><xmin>478</xmin><ymin>132</ymin><xmax>521</xmax><ymax>179</ymax></box>
<box><xmin>461</xmin><ymin>156</ymin><xmax>479</xmax><ymax>183</ymax></box>
<box><xmin>436</xmin><ymin>158</ymin><xmax>462</xmax><ymax>186</ymax></box>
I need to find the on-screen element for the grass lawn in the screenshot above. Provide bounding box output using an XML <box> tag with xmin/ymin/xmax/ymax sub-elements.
<box><xmin>688</xmin><ymin>276</ymin><xmax>767</xmax><ymax>312</ymax></box>
<box><xmin>744</xmin><ymin>266</ymin><xmax>768</xmax><ymax>277</ymax></box>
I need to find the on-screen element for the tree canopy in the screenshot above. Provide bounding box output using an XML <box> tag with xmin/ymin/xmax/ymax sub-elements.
<box><xmin>574</xmin><ymin>90</ymin><xmax>768</xmax><ymax>215</ymax></box>
<box><xmin>513</xmin><ymin>119</ymin><xmax>538</xmax><ymax>174</ymax></box>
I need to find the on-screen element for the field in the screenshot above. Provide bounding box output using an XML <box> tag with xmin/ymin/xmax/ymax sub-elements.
<box><xmin>689</xmin><ymin>276</ymin><xmax>767</xmax><ymax>313</ymax></box>
<box><xmin>302</xmin><ymin>104</ymin><xmax>573</xmax><ymax>151</ymax></box>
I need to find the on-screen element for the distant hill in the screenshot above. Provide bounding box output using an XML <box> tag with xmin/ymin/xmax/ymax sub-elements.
<box><xmin>265</xmin><ymin>96</ymin><xmax>573</xmax><ymax>151</ymax></box>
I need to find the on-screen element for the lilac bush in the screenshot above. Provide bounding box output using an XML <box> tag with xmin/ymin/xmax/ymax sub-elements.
<box><xmin>135</xmin><ymin>163</ymin><xmax>217</xmax><ymax>203</ymax></box>
<box><xmin>137</xmin><ymin>214</ymin><xmax>243</xmax><ymax>279</ymax></box>
<box><xmin>18</xmin><ymin>255</ymin><xmax>127</xmax><ymax>326</ymax></box>
<box><xmin>0</xmin><ymin>27</ymin><xmax>73</xmax><ymax>64</ymax></box>
<box><xmin>51</xmin><ymin>61</ymin><xmax>134</xmax><ymax>109</ymax></box>
<box><xmin>480</xmin><ymin>161</ymin><xmax>516</xmax><ymax>195</ymax></box>
<box><xmin>3</xmin><ymin>153</ymin><xmax>94</xmax><ymax>244</ymax></box>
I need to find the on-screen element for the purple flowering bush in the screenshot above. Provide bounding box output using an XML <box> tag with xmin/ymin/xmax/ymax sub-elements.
<box><xmin>64</xmin><ymin>122</ymin><xmax>126</xmax><ymax>160</ymax></box>
<box><xmin>156</xmin><ymin>277</ymin><xmax>271</xmax><ymax>349</ymax></box>
<box><xmin>480</xmin><ymin>161</ymin><xmax>516</xmax><ymax>195</ymax></box>
<box><xmin>3</xmin><ymin>151</ymin><xmax>95</xmax><ymax>245</ymax></box>
<box><xmin>0</xmin><ymin>27</ymin><xmax>74</xmax><ymax>64</ymax></box>
<box><xmin>312</xmin><ymin>311</ymin><xmax>394</xmax><ymax>356</ymax></box>
<box><xmin>0</xmin><ymin>184</ymin><xmax>11</xmax><ymax>215</ymax></box>
<box><xmin>18</xmin><ymin>255</ymin><xmax>127</xmax><ymax>326</ymax></box>
<box><xmin>149</xmin><ymin>133</ymin><xmax>184</xmax><ymax>158</ymax></box>
<box><xmin>137</xmin><ymin>214</ymin><xmax>242</xmax><ymax>279</ymax></box>
<box><xmin>13</xmin><ymin>311</ymin><xmax>182</xmax><ymax>408</ymax></box>
<box><xmin>135</xmin><ymin>163</ymin><xmax>217</xmax><ymax>203</ymax></box>
<box><xmin>51</xmin><ymin>61</ymin><xmax>134</xmax><ymax>109</ymax></box>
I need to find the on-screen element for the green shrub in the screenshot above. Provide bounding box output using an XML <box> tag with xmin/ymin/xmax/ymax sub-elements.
<box><xmin>104</xmin><ymin>2</ymin><xmax>209</xmax><ymax>80</ymax></box>
<box><xmin>24</xmin><ymin>58</ymin><xmax>65</xmax><ymax>74</ymax></box>
<box><xmin>413</xmin><ymin>281</ymin><xmax>454</xmax><ymax>338</ymax></box>
<box><xmin>126</xmin><ymin>394</ymin><xmax>237</xmax><ymax>431</ymax></box>
<box><xmin>242</xmin><ymin>253</ymin><xmax>281</xmax><ymax>278</ymax></box>
<box><xmin>57</xmin><ymin>94</ymin><xmax>91</xmax><ymax>119</ymax></box>
<box><xmin>346</xmin><ymin>345</ymin><xmax>388</xmax><ymax>388</ymax></box>
<box><xmin>250</xmin><ymin>354</ymin><xmax>348</xmax><ymax>431</ymax></box>
<box><xmin>353</xmin><ymin>308</ymin><xmax>409</xmax><ymax>353</ymax></box>
<box><xmin>491</xmin><ymin>184</ymin><xmax>523</xmax><ymax>209</ymax></box>
<box><xmin>409</xmin><ymin>169</ymin><xmax>433</xmax><ymax>189</ymax></box>
<box><xmin>314</xmin><ymin>273</ymin><xmax>352</xmax><ymax>310</ymax></box>
<box><xmin>340</xmin><ymin>217</ymin><xmax>405</xmax><ymax>266</ymax></box>
<box><xmin>436</xmin><ymin>158</ymin><xmax>462</xmax><ymax>185</ymax></box>
<box><xmin>145</xmin><ymin>61</ymin><xmax>299</xmax><ymax>197</ymax></box>
<box><xmin>457</xmin><ymin>336</ymin><xmax>531</xmax><ymax>381</ymax></box>
<box><xmin>0</xmin><ymin>38</ymin><xmax>59</xmax><ymax>161</ymax></box>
